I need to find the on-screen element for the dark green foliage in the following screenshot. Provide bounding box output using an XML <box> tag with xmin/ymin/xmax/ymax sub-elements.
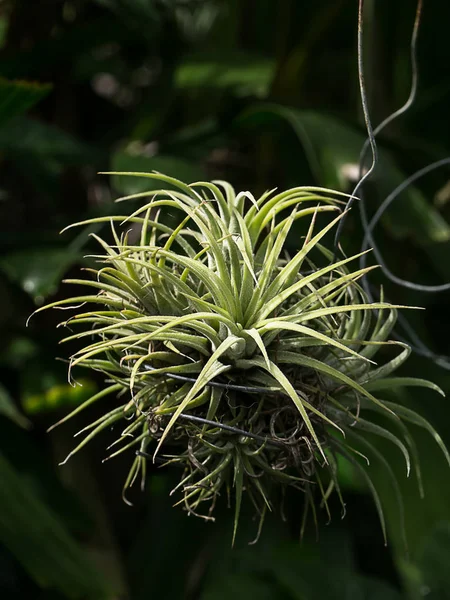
<box><xmin>1</xmin><ymin>0</ymin><xmax>450</xmax><ymax>598</ymax></box>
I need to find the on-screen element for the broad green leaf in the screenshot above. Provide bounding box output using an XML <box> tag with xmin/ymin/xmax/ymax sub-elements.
<box><xmin>0</xmin><ymin>117</ymin><xmax>97</xmax><ymax>164</ymax></box>
<box><xmin>404</xmin><ymin>523</ymin><xmax>450</xmax><ymax>600</ymax></box>
<box><xmin>23</xmin><ymin>379</ymin><xmax>97</xmax><ymax>416</ymax></box>
<box><xmin>175</xmin><ymin>52</ymin><xmax>276</xmax><ymax>97</ymax></box>
<box><xmin>0</xmin><ymin>452</ymin><xmax>114</xmax><ymax>599</ymax></box>
<box><xmin>0</xmin><ymin>248</ymin><xmax>81</xmax><ymax>303</ymax></box>
<box><xmin>0</xmin><ymin>383</ymin><xmax>30</xmax><ymax>429</ymax></box>
<box><xmin>275</xmin><ymin>554</ymin><xmax>403</xmax><ymax>600</ymax></box>
<box><xmin>201</xmin><ymin>573</ymin><xmax>281</xmax><ymax>600</ymax></box>
<box><xmin>0</xmin><ymin>77</ymin><xmax>51</xmax><ymax>126</ymax></box>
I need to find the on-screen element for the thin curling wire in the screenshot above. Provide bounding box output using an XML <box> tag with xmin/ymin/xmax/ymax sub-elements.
<box><xmin>357</xmin><ymin>0</ymin><xmax>450</xmax><ymax>292</ymax></box>
<box><xmin>333</xmin><ymin>0</ymin><xmax>378</xmax><ymax>256</ymax></box>
<box><xmin>334</xmin><ymin>0</ymin><xmax>422</xmax><ymax>255</ymax></box>
<box><xmin>336</xmin><ymin>0</ymin><xmax>450</xmax><ymax>364</ymax></box>
<box><xmin>356</xmin><ymin>0</ymin><xmax>450</xmax><ymax>293</ymax></box>
<box><xmin>360</xmin><ymin>157</ymin><xmax>450</xmax><ymax>292</ymax></box>
<box><xmin>138</xmin><ymin>412</ymin><xmax>285</xmax><ymax>449</ymax></box>
<box><xmin>359</xmin><ymin>0</ymin><xmax>422</xmax><ymax>173</ymax></box>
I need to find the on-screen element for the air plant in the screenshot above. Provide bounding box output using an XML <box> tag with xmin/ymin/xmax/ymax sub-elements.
<box><xmin>32</xmin><ymin>173</ymin><xmax>449</xmax><ymax>545</ymax></box>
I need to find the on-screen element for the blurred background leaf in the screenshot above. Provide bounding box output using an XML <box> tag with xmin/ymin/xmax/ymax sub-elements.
<box><xmin>0</xmin><ymin>247</ymin><xmax>82</xmax><ymax>303</ymax></box>
<box><xmin>0</xmin><ymin>77</ymin><xmax>51</xmax><ymax>125</ymax></box>
<box><xmin>175</xmin><ymin>52</ymin><xmax>276</xmax><ymax>96</ymax></box>
<box><xmin>0</xmin><ymin>451</ymin><xmax>114</xmax><ymax>599</ymax></box>
<box><xmin>1</xmin><ymin>0</ymin><xmax>450</xmax><ymax>597</ymax></box>
<box><xmin>0</xmin><ymin>383</ymin><xmax>30</xmax><ymax>429</ymax></box>
<box><xmin>110</xmin><ymin>148</ymin><xmax>206</xmax><ymax>195</ymax></box>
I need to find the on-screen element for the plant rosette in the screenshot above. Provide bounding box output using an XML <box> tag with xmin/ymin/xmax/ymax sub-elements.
<box><xmin>31</xmin><ymin>173</ymin><xmax>449</xmax><ymax>545</ymax></box>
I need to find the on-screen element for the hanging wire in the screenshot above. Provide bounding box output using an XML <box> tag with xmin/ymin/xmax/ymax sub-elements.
<box><xmin>144</xmin><ymin>367</ymin><xmax>273</xmax><ymax>394</ymax></box>
<box><xmin>332</xmin><ymin>0</ymin><xmax>379</xmax><ymax>257</ymax></box>
<box><xmin>334</xmin><ymin>0</ymin><xmax>422</xmax><ymax>253</ymax></box>
<box><xmin>139</xmin><ymin>365</ymin><xmax>318</xmax><ymax>448</ymax></box>
<box><xmin>358</xmin><ymin>0</ymin><xmax>422</xmax><ymax>176</ymax></box>
<box><xmin>332</xmin><ymin>0</ymin><xmax>450</xmax><ymax>368</ymax></box>
<box><xmin>134</xmin><ymin>366</ymin><xmax>291</xmax><ymax>457</ymax></box>
<box><xmin>144</xmin><ymin>412</ymin><xmax>285</xmax><ymax>448</ymax></box>
<box><xmin>143</xmin><ymin>364</ymin><xmax>311</xmax><ymax>405</ymax></box>
<box><xmin>360</xmin><ymin>157</ymin><xmax>450</xmax><ymax>292</ymax></box>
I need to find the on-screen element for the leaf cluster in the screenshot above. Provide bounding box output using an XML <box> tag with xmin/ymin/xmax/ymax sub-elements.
<box><xmin>34</xmin><ymin>173</ymin><xmax>449</xmax><ymax>544</ymax></box>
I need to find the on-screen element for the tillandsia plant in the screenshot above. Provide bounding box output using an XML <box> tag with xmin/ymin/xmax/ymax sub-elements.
<box><xmin>32</xmin><ymin>173</ymin><xmax>449</xmax><ymax>545</ymax></box>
